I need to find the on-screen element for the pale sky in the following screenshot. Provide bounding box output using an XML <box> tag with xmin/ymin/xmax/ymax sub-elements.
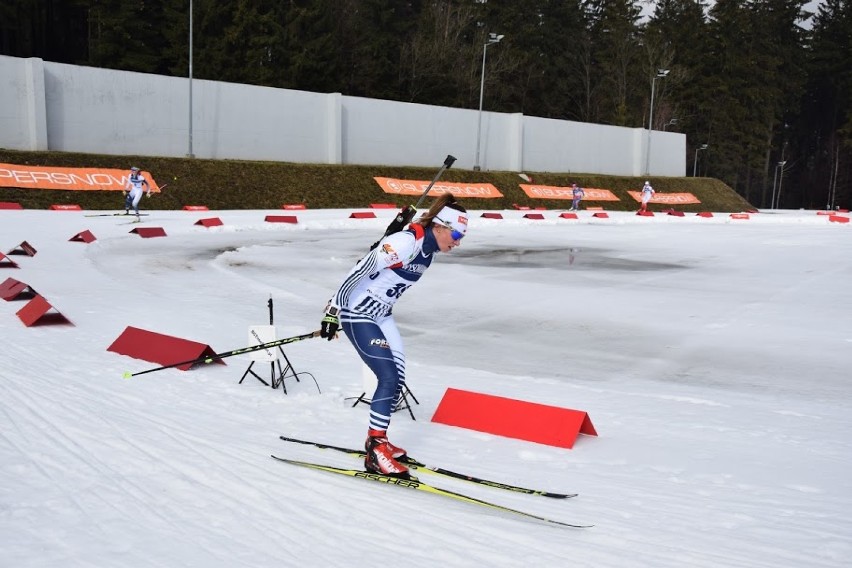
<box><xmin>640</xmin><ymin>0</ymin><xmax>825</xmax><ymax>27</ymax></box>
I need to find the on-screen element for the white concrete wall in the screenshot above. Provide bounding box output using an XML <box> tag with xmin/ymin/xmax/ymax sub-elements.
<box><xmin>1</xmin><ymin>56</ymin><xmax>48</xmax><ymax>151</ymax></box>
<box><xmin>0</xmin><ymin>55</ymin><xmax>685</xmax><ymax>176</ymax></box>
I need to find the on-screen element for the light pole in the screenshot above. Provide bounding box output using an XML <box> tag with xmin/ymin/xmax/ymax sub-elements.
<box><xmin>693</xmin><ymin>144</ymin><xmax>708</xmax><ymax>177</ymax></box>
<box><xmin>187</xmin><ymin>0</ymin><xmax>195</xmax><ymax>158</ymax></box>
<box><xmin>474</xmin><ymin>33</ymin><xmax>504</xmax><ymax>171</ymax></box>
<box><xmin>644</xmin><ymin>68</ymin><xmax>670</xmax><ymax>176</ymax></box>
<box><xmin>775</xmin><ymin>160</ymin><xmax>787</xmax><ymax>209</ymax></box>
<box><xmin>771</xmin><ymin>160</ymin><xmax>786</xmax><ymax>209</ymax></box>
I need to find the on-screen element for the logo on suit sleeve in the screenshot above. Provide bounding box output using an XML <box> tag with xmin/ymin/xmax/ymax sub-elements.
<box><xmin>381</xmin><ymin>243</ymin><xmax>399</xmax><ymax>263</ymax></box>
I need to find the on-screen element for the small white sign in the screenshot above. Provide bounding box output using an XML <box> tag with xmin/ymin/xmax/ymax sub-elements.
<box><xmin>248</xmin><ymin>325</ymin><xmax>277</xmax><ymax>362</ymax></box>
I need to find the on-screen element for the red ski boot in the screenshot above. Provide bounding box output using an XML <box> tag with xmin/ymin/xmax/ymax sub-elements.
<box><xmin>364</xmin><ymin>430</ymin><xmax>409</xmax><ymax>477</ymax></box>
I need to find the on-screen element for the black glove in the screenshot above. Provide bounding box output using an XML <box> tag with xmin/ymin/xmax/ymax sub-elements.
<box><xmin>320</xmin><ymin>305</ymin><xmax>340</xmax><ymax>340</ymax></box>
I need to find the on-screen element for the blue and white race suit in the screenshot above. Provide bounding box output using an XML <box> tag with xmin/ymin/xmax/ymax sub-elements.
<box><xmin>329</xmin><ymin>224</ymin><xmax>437</xmax><ymax>431</ymax></box>
<box><xmin>124</xmin><ymin>172</ymin><xmax>150</xmax><ymax>214</ymax></box>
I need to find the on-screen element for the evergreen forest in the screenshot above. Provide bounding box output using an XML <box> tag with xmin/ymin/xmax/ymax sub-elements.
<box><xmin>2</xmin><ymin>0</ymin><xmax>850</xmax><ymax>209</ymax></box>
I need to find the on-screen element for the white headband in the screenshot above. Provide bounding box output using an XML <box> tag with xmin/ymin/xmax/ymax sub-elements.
<box><xmin>433</xmin><ymin>206</ymin><xmax>469</xmax><ymax>236</ymax></box>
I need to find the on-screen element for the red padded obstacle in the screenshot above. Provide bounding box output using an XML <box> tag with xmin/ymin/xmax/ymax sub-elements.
<box><xmin>431</xmin><ymin>388</ymin><xmax>597</xmax><ymax>449</ymax></box>
<box><xmin>829</xmin><ymin>215</ymin><xmax>849</xmax><ymax>224</ymax></box>
<box><xmin>512</xmin><ymin>204</ymin><xmax>530</xmax><ymax>210</ymax></box>
<box><xmin>16</xmin><ymin>294</ymin><xmax>73</xmax><ymax>326</ymax></box>
<box><xmin>264</xmin><ymin>215</ymin><xmax>298</xmax><ymax>223</ymax></box>
<box><xmin>282</xmin><ymin>204</ymin><xmax>306</xmax><ymax>210</ymax></box>
<box><xmin>523</xmin><ymin>213</ymin><xmax>545</xmax><ymax>220</ymax></box>
<box><xmin>129</xmin><ymin>227</ymin><xmax>167</xmax><ymax>238</ymax></box>
<box><xmin>50</xmin><ymin>204</ymin><xmax>82</xmax><ymax>210</ymax></box>
<box><xmin>696</xmin><ymin>212</ymin><xmax>714</xmax><ymax>218</ymax></box>
<box><xmin>592</xmin><ymin>212</ymin><xmax>609</xmax><ymax>218</ymax></box>
<box><xmin>0</xmin><ymin>253</ymin><xmax>20</xmax><ymax>268</ymax></box>
<box><xmin>350</xmin><ymin>212</ymin><xmax>376</xmax><ymax>219</ymax></box>
<box><xmin>666</xmin><ymin>210</ymin><xmax>685</xmax><ymax>217</ymax></box>
<box><xmin>730</xmin><ymin>213</ymin><xmax>750</xmax><ymax>220</ymax></box>
<box><xmin>1</xmin><ymin>278</ymin><xmax>37</xmax><ymax>301</ymax></box>
<box><xmin>370</xmin><ymin>203</ymin><xmax>397</xmax><ymax>209</ymax></box>
<box><xmin>7</xmin><ymin>241</ymin><xmax>37</xmax><ymax>256</ymax></box>
<box><xmin>481</xmin><ymin>212</ymin><xmax>504</xmax><ymax>219</ymax></box>
<box><xmin>195</xmin><ymin>217</ymin><xmax>224</xmax><ymax>227</ymax></box>
<box><xmin>0</xmin><ymin>202</ymin><xmax>24</xmax><ymax>209</ymax></box>
<box><xmin>107</xmin><ymin>326</ymin><xmax>225</xmax><ymax>371</ymax></box>
<box><xmin>182</xmin><ymin>205</ymin><xmax>209</xmax><ymax>211</ymax></box>
<box><xmin>69</xmin><ymin>230</ymin><xmax>97</xmax><ymax>243</ymax></box>
<box><xmin>559</xmin><ymin>212</ymin><xmax>578</xmax><ymax>219</ymax></box>
<box><xmin>636</xmin><ymin>210</ymin><xmax>654</xmax><ymax>217</ymax></box>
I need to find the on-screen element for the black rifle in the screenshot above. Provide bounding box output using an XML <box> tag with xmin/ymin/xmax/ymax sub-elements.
<box><xmin>370</xmin><ymin>154</ymin><xmax>456</xmax><ymax>250</ymax></box>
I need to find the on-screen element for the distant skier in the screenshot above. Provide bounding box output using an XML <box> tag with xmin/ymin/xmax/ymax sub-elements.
<box><xmin>319</xmin><ymin>194</ymin><xmax>468</xmax><ymax>478</ymax></box>
<box><xmin>570</xmin><ymin>183</ymin><xmax>585</xmax><ymax>211</ymax></box>
<box><xmin>124</xmin><ymin>166</ymin><xmax>151</xmax><ymax>219</ymax></box>
<box><xmin>640</xmin><ymin>181</ymin><xmax>655</xmax><ymax>212</ymax></box>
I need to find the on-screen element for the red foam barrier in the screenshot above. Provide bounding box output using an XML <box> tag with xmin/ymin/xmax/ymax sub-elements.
<box><xmin>370</xmin><ymin>203</ymin><xmax>397</xmax><ymax>209</ymax></box>
<box><xmin>481</xmin><ymin>212</ymin><xmax>503</xmax><ymax>219</ymax></box>
<box><xmin>265</xmin><ymin>215</ymin><xmax>298</xmax><ymax>224</ymax></box>
<box><xmin>16</xmin><ymin>294</ymin><xmax>73</xmax><ymax>326</ymax></box>
<box><xmin>816</xmin><ymin>211</ymin><xmax>832</xmax><ymax>216</ymax></box>
<box><xmin>0</xmin><ymin>202</ymin><xmax>23</xmax><ymax>209</ymax></box>
<box><xmin>50</xmin><ymin>204</ymin><xmax>82</xmax><ymax>210</ymax></box>
<box><xmin>829</xmin><ymin>215</ymin><xmax>849</xmax><ymax>224</ymax></box>
<box><xmin>282</xmin><ymin>204</ymin><xmax>306</xmax><ymax>210</ymax></box>
<box><xmin>512</xmin><ymin>204</ymin><xmax>530</xmax><ymax>210</ymax></box>
<box><xmin>129</xmin><ymin>227</ymin><xmax>167</xmax><ymax>238</ymax></box>
<box><xmin>69</xmin><ymin>230</ymin><xmax>97</xmax><ymax>243</ymax></box>
<box><xmin>107</xmin><ymin>326</ymin><xmax>224</xmax><ymax>371</ymax></box>
<box><xmin>696</xmin><ymin>212</ymin><xmax>714</xmax><ymax>218</ymax></box>
<box><xmin>0</xmin><ymin>252</ymin><xmax>20</xmax><ymax>268</ymax></box>
<box><xmin>559</xmin><ymin>212</ymin><xmax>578</xmax><ymax>219</ymax></box>
<box><xmin>182</xmin><ymin>205</ymin><xmax>209</xmax><ymax>211</ymax></box>
<box><xmin>523</xmin><ymin>213</ymin><xmax>545</xmax><ymax>220</ymax></box>
<box><xmin>730</xmin><ymin>213</ymin><xmax>750</xmax><ymax>220</ymax></box>
<box><xmin>195</xmin><ymin>217</ymin><xmax>224</xmax><ymax>227</ymax></box>
<box><xmin>1</xmin><ymin>278</ymin><xmax>37</xmax><ymax>301</ymax></box>
<box><xmin>431</xmin><ymin>388</ymin><xmax>597</xmax><ymax>449</ymax></box>
<box><xmin>666</xmin><ymin>210</ymin><xmax>685</xmax><ymax>217</ymax></box>
<box><xmin>592</xmin><ymin>212</ymin><xmax>609</xmax><ymax>218</ymax></box>
<box><xmin>7</xmin><ymin>241</ymin><xmax>37</xmax><ymax>256</ymax></box>
<box><xmin>636</xmin><ymin>210</ymin><xmax>654</xmax><ymax>216</ymax></box>
<box><xmin>350</xmin><ymin>212</ymin><xmax>377</xmax><ymax>219</ymax></box>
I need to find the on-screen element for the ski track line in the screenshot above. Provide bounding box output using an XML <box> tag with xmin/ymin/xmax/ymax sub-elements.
<box><xmin>0</xmin><ymin>379</ymin><xmax>195</xmax><ymax>542</ymax></box>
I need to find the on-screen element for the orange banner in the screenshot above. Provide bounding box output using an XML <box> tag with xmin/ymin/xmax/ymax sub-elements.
<box><xmin>0</xmin><ymin>163</ymin><xmax>160</xmax><ymax>192</ymax></box>
<box><xmin>519</xmin><ymin>184</ymin><xmax>620</xmax><ymax>201</ymax></box>
<box><xmin>374</xmin><ymin>177</ymin><xmax>503</xmax><ymax>199</ymax></box>
<box><xmin>627</xmin><ymin>191</ymin><xmax>700</xmax><ymax>204</ymax></box>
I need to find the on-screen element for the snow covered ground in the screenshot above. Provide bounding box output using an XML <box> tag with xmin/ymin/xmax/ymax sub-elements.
<box><xmin>1</xmin><ymin>206</ymin><xmax>850</xmax><ymax>567</ymax></box>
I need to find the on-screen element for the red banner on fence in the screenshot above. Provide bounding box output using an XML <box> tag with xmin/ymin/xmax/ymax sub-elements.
<box><xmin>627</xmin><ymin>191</ymin><xmax>700</xmax><ymax>204</ymax></box>
<box><xmin>374</xmin><ymin>177</ymin><xmax>503</xmax><ymax>199</ymax></box>
<box><xmin>0</xmin><ymin>163</ymin><xmax>161</xmax><ymax>192</ymax></box>
<box><xmin>519</xmin><ymin>184</ymin><xmax>620</xmax><ymax>201</ymax></box>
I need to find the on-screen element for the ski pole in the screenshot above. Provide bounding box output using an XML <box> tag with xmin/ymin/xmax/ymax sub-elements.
<box><xmin>122</xmin><ymin>330</ymin><xmax>321</xmax><ymax>378</ymax></box>
<box><xmin>371</xmin><ymin>154</ymin><xmax>456</xmax><ymax>249</ymax></box>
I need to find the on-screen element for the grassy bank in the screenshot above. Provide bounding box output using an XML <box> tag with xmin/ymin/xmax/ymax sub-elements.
<box><xmin>0</xmin><ymin>149</ymin><xmax>754</xmax><ymax>212</ymax></box>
